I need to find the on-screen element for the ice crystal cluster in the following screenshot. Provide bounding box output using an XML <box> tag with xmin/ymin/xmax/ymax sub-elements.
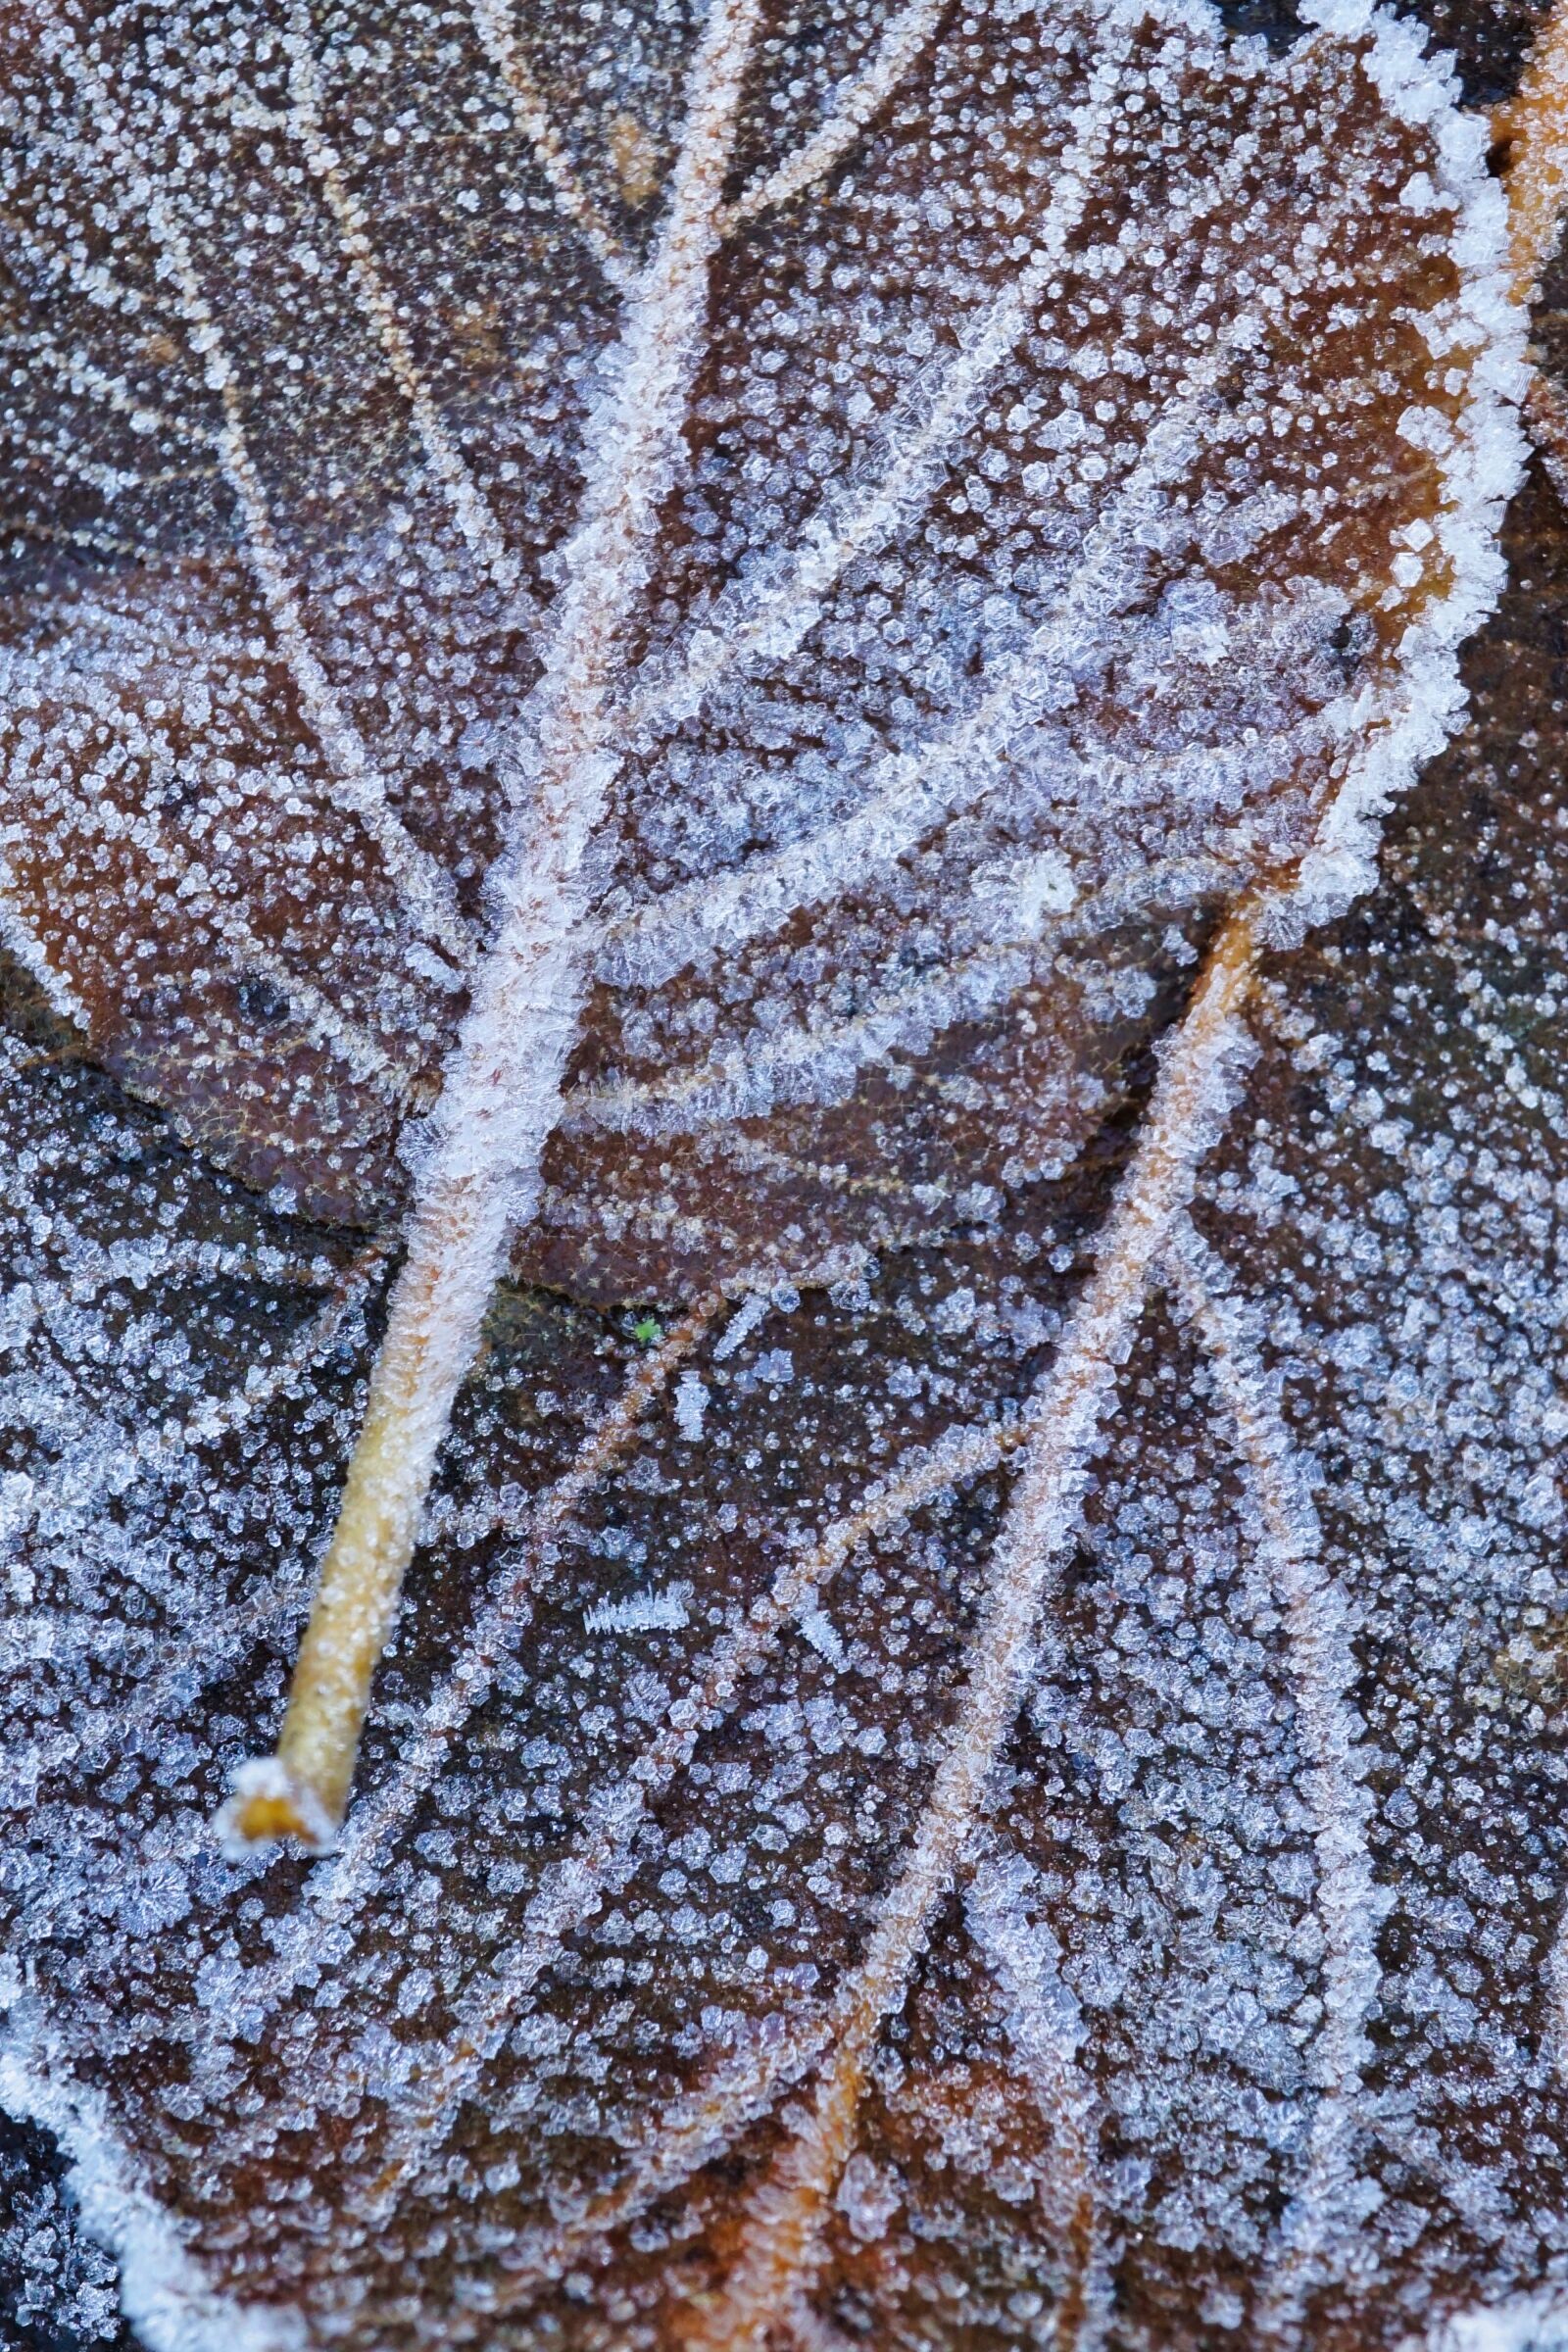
<box><xmin>1</xmin><ymin>0</ymin><xmax>1566</xmax><ymax>2343</ymax></box>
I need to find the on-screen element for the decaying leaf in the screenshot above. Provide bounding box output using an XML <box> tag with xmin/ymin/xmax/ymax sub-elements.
<box><xmin>0</xmin><ymin>0</ymin><xmax>1520</xmax><ymax>1283</ymax></box>
<box><xmin>3</xmin><ymin>0</ymin><xmax>1568</xmax><ymax>2342</ymax></box>
<box><xmin>7</xmin><ymin>0</ymin><xmax>1527</xmax><ymax>1847</ymax></box>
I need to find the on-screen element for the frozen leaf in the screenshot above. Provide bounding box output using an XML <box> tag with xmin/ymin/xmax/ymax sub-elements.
<box><xmin>4</xmin><ymin>0</ymin><xmax>1527</xmax><ymax>1851</ymax></box>
<box><xmin>0</xmin><ymin>0</ymin><xmax>1518</xmax><ymax>1298</ymax></box>
<box><xmin>5</xmin><ymin>0</ymin><xmax>1568</xmax><ymax>2347</ymax></box>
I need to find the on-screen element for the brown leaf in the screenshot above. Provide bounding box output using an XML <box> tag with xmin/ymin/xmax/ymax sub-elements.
<box><xmin>5</xmin><ymin>2</ymin><xmax>1568</xmax><ymax>2349</ymax></box>
<box><xmin>0</xmin><ymin>0</ymin><xmax>1514</xmax><ymax>1293</ymax></box>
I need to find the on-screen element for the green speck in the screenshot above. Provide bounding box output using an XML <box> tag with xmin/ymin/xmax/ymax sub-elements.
<box><xmin>632</xmin><ymin>1315</ymin><xmax>663</xmax><ymax>1347</ymax></box>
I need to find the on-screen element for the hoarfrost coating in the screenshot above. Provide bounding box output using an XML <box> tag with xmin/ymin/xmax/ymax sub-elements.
<box><xmin>2</xmin><ymin>0</ymin><xmax>1562</xmax><ymax>2344</ymax></box>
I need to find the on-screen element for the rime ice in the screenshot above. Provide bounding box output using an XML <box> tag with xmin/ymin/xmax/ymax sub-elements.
<box><xmin>1</xmin><ymin>0</ymin><xmax>1558</xmax><ymax>2344</ymax></box>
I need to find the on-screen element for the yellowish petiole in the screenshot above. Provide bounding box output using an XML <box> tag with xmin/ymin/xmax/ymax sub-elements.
<box><xmin>217</xmin><ymin>1173</ymin><xmax>514</xmax><ymax>1852</ymax></box>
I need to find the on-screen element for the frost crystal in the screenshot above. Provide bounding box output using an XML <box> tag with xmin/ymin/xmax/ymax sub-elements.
<box><xmin>4</xmin><ymin>0</ymin><xmax>1563</xmax><ymax>2344</ymax></box>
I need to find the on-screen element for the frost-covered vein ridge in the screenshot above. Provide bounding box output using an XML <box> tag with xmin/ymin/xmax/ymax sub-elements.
<box><xmin>584</xmin><ymin>931</ymin><xmax>1047</xmax><ymax>1136</ymax></box>
<box><xmin>0</xmin><ymin>215</ymin><xmax>221</xmax><ymax>500</ymax></box>
<box><xmin>0</xmin><ymin>508</ymin><xmax>156</xmax><ymax>564</ymax></box>
<box><xmin>1167</xmin><ymin>1215</ymin><xmax>1384</xmax><ymax>2317</ymax></box>
<box><xmin>279</xmin><ymin>3</ymin><xmax>526</xmax><ymax>601</ymax></box>
<box><xmin>719</xmin><ymin>0</ymin><xmax>950</xmax><ymax>229</ymax></box>
<box><xmin>34</xmin><ymin>17</ymin><xmax>475</xmax><ymax>973</ymax></box>
<box><xmin>1</xmin><ymin>415</ymin><xmax>198</xmax><ymax>506</ymax></box>
<box><xmin>627</xmin><ymin>17</ymin><xmax>1144</xmax><ymax>740</ymax></box>
<box><xmin>3</xmin><ymin>719</ymin><xmax>408</xmax><ymax>1098</ymax></box>
<box><xmin>673</xmin><ymin>198</ymin><xmax>1529</xmax><ymax>2287</ymax></box>
<box><xmin>467</xmin><ymin>0</ymin><xmax>633</xmax><ymax>287</ymax></box>
<box><xmin>580</xmin><ymin>848</ymin><xmax>1252</xmax><ymax>1142</ymax></box>
<box><xmin>376</xmin><ymin>2014</ymin><xmax>841</xmax><ymax>2338</ymax></box>
<box><xmin>599</xmin><ymin>318</ymin><xmax>1320</xmax><ymax>997</ymax></box>
<box><xmin>0</xmin><ymin>203</ymin><xmax>153</xmax><ymax>330</ymax></box>
<box><xmin>594</xmin><ymin>686</ymin><xmax>1345</xmax><ymax>1072</ymax></box>
<box><xmin>719</xmin><ymin>0</ymin><xmax>1259</xmax><ymax>234</ymax></box>
<box><xmin>220</xmin><ymin>0</ymin><xmax>763</xmax><ymax>1850</ymax></box>
<box><xmin>967</xmin><ymin>1840</ymin><xmax>1112</xmax><ymax>2351</ymax></box>
<box><xmin>683</xmin><ymin>907</ymin><xmax>1258</xmax><ymax>2350</ymax></box>
<box><xmin>312</xmin><ymin>1407</ymin><xmax>1033</xmax><ymax>2214</ymax></box>
<box><xmin>205</xmin><ymin>1305</ymin><xmax>716</xmax><ymax>2027</ymax></box>
<box><xmin>397</xmin><ymin>0</ymin><xmax>764</xmax><ymax>1200</ymax></box>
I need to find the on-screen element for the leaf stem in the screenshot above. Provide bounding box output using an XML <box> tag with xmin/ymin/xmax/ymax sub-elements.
<box><xmin>681</xmin><ymin>908</ymin><xmax>1260</xmax><ymax>2350</ymax></box>
<box><xmin>218</xmin><ymin>1172</ymin><xmax>514</xmax><ymax>1848</ymax></box>
<box><xmin>218</xmin><ymin>0</ymin><xmax>762</xmax><ymax>1853</ymax></box>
